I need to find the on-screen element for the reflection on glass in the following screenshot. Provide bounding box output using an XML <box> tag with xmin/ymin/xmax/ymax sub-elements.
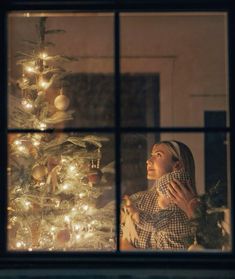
<box><xmin>121</xmin><ymin>13</ymin><xmax>229</xmax><ymax>127</ymax></box>
<box><xmin>8</xmin><ymin>133</ymin><xmax>115</xmax><ymax>251</ymax></box>
<box><xmin>120</xmin><ymin>133</ymin><xmax>231</xmax><ymax>252</ymax></box>
<box><xmin>8</xmin><ymin>13</ymin><xmax>114</xmax><ymax>129</ymax></box>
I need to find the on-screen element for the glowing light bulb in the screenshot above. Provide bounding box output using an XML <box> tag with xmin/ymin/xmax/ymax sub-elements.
<box><xmin>74</xmin><ymin>224</ymin><xmax>81</xmax><ymax>230</ymax></box>
<box><xmin>69</xmin><ymin>165</ymin><xmax>76</xmax><ymax>172</ymax></box>
<box><xmin>32</xmin><ymin>140</ymin><xmax>40</xmax><ymax>147</ymax></box>
<box><xmin>39</xmin><ymin>122</ymin><xmax>47</xmax><ymax>131</ymax></box>
<box><xmin>18</xmin><ymin>145</ymin><xmax>26</xmax><ymax>152</ymax></box>
<box><xmin>16</xmin><ymin>241</ymin><xmax>23</xmax><ymax>248</ymax></box>
<box><xmin>50</xmin><ymin>226</ymin><xmax>56</xmax><ymax>232</ymax></box>
<box><xmin>76</xmin><ymin>235</ymin><xmax>81</xmax><ymax>240</ymax></box>
<box><xmin>62</xmin><ymin>183</ymin><xmax>69</xmax><ymax>190</ymax></box>
<box><xmin>28</xmin><ymin>248</ymin><xmax>33</xmax><ymax>251</ymax></box>
<box><xmin>79</xmin><ymin>192</ymin><xmax>86</xmax><ymax>199</ymax></box>
<box><xmin>39</xmin><ymin>79</ymin><xmax>49</xmax><ymax>89</ymax></box>
<box><xmin>22</xmin><ymin>99</ymin><xmax>33</xmax><ymax>111</ymax></box>
<box><xmin>82</xmin><ymin>204</ymin><xmax>89</xmax><ymax>212</ymax></box>
<box><xmin>14</xmin><ymin>140</ymin><xmax>21</xmax><ymax>146</ymax></box>
<box><xmin>64</xmin><ymin>215</ymin><xmax>70</xmax><ymax>223</ymax></box>
<box><xmin>39</xmin><ymin>52</ymin><xmax>48</xmax><ymax>60</ymax></box>
<box><xmin>25</xmin><ymin>66</ymin><xmax>35</xmax><ymax>73</ymax></box>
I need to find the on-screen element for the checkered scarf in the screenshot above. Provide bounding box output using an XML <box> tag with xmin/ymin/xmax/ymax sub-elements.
<box><xmin>122</xmin><ymin>170</ymin><xmax>194</xmax><ymax>250</ymax></box>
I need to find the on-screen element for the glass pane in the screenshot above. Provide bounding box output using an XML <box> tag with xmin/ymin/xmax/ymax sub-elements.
<box><xmin>8</xmin><ymin>132</ymin><xmax>115</xmax><ymax>251</ymax></box>
<box><xmin>8</xmin><ymin>12</ymin><xmax>114</xmax><ymax>129</ymax></box>
<box><xmin>120</xmin><ymin>132</ymin><xmax>231</xmax><ymax>251</ymax></box>
<box><xmin>121</xmin><ymin>13</ymin><xmax>229</xmax><ymax>127</ymax></box>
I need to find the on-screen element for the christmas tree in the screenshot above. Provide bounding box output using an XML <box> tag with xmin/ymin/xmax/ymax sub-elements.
<box><xmin>8</xmin><ymin>17</ymin><xmax>115</xmax><ymax>251</ymax></box>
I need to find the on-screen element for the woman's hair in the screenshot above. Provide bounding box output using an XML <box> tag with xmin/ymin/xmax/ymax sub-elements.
<box><xmin>153</xmin><ymin>140</ymin><xmax>196</xmax><ymax>193</ymax></box>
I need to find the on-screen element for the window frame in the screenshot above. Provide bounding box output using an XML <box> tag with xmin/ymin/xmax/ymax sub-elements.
<box><xmin>0</xmin><ymin>0</ymin><xmax>235</xmax><ymax>270</ymax></box>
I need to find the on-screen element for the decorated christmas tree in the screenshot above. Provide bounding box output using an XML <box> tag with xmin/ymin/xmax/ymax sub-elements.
<box><xmin>8</xmin><ymin>17</ymin><xmax>115</xmax><ymax>251</ymax></box>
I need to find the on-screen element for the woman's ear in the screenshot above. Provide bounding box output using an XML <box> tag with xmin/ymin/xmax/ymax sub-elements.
<box><xmin>173</xmin><ymin>160</ymin><xmax>183</xmax><ymax>171</ymax></box>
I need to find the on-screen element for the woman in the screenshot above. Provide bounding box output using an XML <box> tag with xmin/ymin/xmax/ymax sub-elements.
<box><xmin>120</xmin><ymin>140</ymin><xmax>197</xmax><ymax>250</ymax></box>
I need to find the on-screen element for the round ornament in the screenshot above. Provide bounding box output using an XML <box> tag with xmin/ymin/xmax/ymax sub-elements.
<box><xmin>87</xmin><ymin>168</ymin><xmax>103</xmax><ymax>185</ymax></box>
<box><xmin>54</xmin><ymin>93</ymin><xmax>70</xmax><ymax>111</ymax></box>
<box><xmin>56</xmin><ymin>229</ymin><xmax>71</xmax><ymax>244</ymax></box>
<box><xmin>32</xmin><ymin>164</ymin><xmax>48</xmax><ymax>181</ymax></box>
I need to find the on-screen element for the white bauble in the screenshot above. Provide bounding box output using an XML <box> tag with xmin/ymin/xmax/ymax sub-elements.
<box><xmin>54</xmin><ymin>95</ymin><xmax>70</xmax><ymax>111</ymax></box>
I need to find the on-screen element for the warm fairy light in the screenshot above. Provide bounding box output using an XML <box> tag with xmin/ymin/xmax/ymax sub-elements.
<box><xmin>50</xmin><ymin>226</ymin><xmax>56</xmax><ymax>232</ymax></box>
<box><xmin>28</xmin><ymin>248</ymin><xmax>33</xmax><ymax>251</ymax></box>
<box><xmin>14</xmin><ymin>140</ymin><xmax>21</xmax><ymax>146</ymax></box>
<box><xmin>79</xmin><ymin>192</ymin><xmax>86</xmax><ymax>199</ymax></box>
<box><xmin>21</xmin><ymin>99</ymin><xmax>33</xmax><ymax>111</ymax></box>
<box><xmin>39</xmin><ymin>52</ymin><xmax>48</xmax><ymax>60</ymax></box>
<box><xmin>82</xmin><ymin>204</ymin><xmax>89</xmax><ymax>212</ymax></box>
<box><xmin>64</xmin><ymin>215</ymin><xmax>70</xmax><ymax>223</ymax></box>
<box><xmin>18</xmin><ymin>145</ymin><xmax>26</xmax><ymax>152</ymax></box>
<box><xmin>74</xmin><ymin>224</ymin><xmax>81</xmax><ymax>230</ymax></box>
<box><xmin>39</xmin><ymin>78</ymin><xmax>49</xmax><ymax>89</ymax></box>
<box><xmin>32</xmin><ymin>139</ymin><xmax>40</xmax><ymax>147</ymax></box>
<box><xmin>39</xmin><ymin>122</ymin><xmax>47</xmax><ymax>131</ymax></box>
<box><xmin>16</xmin><ymin>241</ymin><xmax>23</xmax><ymax>248</ymax></box>
<box><xmin>76</xmin><ymin>235</ymin><xmax>81</xmax><ymax>240</ymax></box>
<box><xmin>25</xmin><ymin>66</ymin><xmax>35</xmax><ymax>73</ymax></box>
<box><xmin>62</xmin><ymin>183</ymin><xmax>70</xmax><ymax>190</ymax></box>
<box><xmin>69</xmin><ymin>165</ymin><xmax>76</xmax><ymax>172</ymax></box>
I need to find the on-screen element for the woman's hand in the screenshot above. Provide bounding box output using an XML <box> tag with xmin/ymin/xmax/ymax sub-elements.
<box><xmin>120</xmin><ymin>237</ymin><xmax>138</xmax><ymax>250</ymax></box>
<box><xmin>167</xmin><ymin>179</ymin><xmax>197</xmax><ymax>219</ymax></box>
<box><xmin>122</xmin><ymin>195</ymin><xmax>139</xmax><ymax>223</ymax></box>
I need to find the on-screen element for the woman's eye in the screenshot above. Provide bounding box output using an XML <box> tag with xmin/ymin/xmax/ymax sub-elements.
<box><xmin>156</xmin><ymin>153</ymin><xmax>161</xmax><ymax>157</ymax></box>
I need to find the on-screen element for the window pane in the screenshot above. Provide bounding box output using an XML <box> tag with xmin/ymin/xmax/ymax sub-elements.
<box><xmin>8</xmin><ymin>133</ymin><xmax>115</xmax><ymax>251</ymax></box>
<box><xmin>8</xmin><ymin>12</ymin><xmax>114</xmax><ymax>129</ymax></box>
<box><xmin>120</xmin><ymin>13</ymin><xmax>229</xmax><ymax>127</ymax></box>
<box><xmin>121</xmin><ymin>132</ymin><xmax>231</xmax><ymax>251</ymax></box>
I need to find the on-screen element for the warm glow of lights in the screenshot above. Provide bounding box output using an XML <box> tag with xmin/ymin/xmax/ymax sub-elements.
<box><xmin>39</xmin><ymin>78</ymin><xmax>49</xmax><ymax>89</ymax></box>
<box><xmin>14</xmin><ymin>140</ymin><xmax>21</xmax><ymax>146</ymax></box>
<box><xmin>62</xmin><ymin>183</ymin><xmax>70</xmax><ymax>190</ymax></box>
<box><xmin>76</xmin><ymin>235</ymin><xmax>81</xmax><ymax>240</ymax></box>
<box><xmin>18</xmin><ymin>145</ymin><xmax>26</xmax><ymax>152</ymax></box>
<box><xmin>82</xmin><ymin>204</ymin><xmax>89</xmax><ymax>211</ymax></box>
<box><xmin>39</xmin><ymin>122</ymin><xmax>47</xmax><ymax>131</ymax></box>
<box><xmin>39</xmin><ymin>52</ymin><xmax>48</xmax><ymax>60</ymax></box>
<box><xmin>16</xmin><ymin>241</ymin><xmax>23</xmax><ymax>248</ymax></box>
<box><xmin>79</xmin><ymin>192</ymin><xmax>86</xmax><ymax>199</ymax></box>
<box><xmin>74</xmin><ymin>224</ymin><xmax>81</xmax><ymax>230</ymax></box>
<box><xmin>64</xmin><ymin>215</ymin><xmax>70</xmax><ymax>223</ymax></box>
<box><xmin>69</xmin><ymin>165</ymin><xmax>76</xmax><ymax>172</ymax></box>
<box><xmin>22</xmin><ymin>99</ymin><xmax>33</xmax><ymax>110</ymax></box>
<box><xmin>25</xmin><ymin>66</ymin><xmax>35</xmax><ymax>73</ymax></box>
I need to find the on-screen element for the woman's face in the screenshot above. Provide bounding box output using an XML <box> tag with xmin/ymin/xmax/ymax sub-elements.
<box><xmin>146</xmin><ymin>143</ymin><xmax>176</xmax><ymax>180</ymax></box>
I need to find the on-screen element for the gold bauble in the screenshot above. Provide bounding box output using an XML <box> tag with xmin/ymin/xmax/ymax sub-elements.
<box><xmin>54</xmin><ymin>94</ymin><xmax>70</xmax><ymax>111</ymax></box>
<box><xmin>32</xmin><ymin>165</ymin><xmax>48</xmax><ymax>181</ymax></box>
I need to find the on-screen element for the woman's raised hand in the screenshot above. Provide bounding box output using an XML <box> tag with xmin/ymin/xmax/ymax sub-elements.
<box><xmin>167</xmin><ymin>179</ymin><xmax>197</xmax><ymax>219</ymax></box>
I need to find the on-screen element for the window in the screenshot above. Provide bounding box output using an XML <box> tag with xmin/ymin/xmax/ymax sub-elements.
<box><xmin>0</xmin><ymin>0</ymin><xmax>234</xmax><ymax>268</ymax></box>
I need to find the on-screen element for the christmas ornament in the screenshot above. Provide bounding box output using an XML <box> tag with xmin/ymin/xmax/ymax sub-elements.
<box><xmin>56</xmin><ymin>228</ymin><xmax>71</xmax><ymax>245</ymax></box>
<box><xmin>188</xmin><ymin>237</ymin><xmax>205</xmax><ymax>251</ymax></box>
<box><xmin>54</xmin><ymin>88</ymin><xmax>70</xmax><ymax>111</ymax></box>
<box><xmin>87</xmin><ymin>168</ymin><xmax>103</xmax><ymax>185</ymax></box>
<box><xmin>32</xmin><ymin>164</ymin><xmax>48</xmax><ymax>181</ymax></box>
